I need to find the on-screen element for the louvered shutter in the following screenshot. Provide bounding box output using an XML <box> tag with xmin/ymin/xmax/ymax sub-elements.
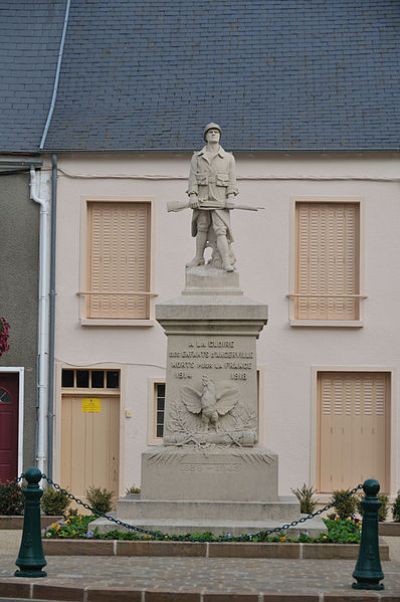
<box><xmin>318</xmin><ymin>372</ymin><xmax>389</xmax><ymax>493</ymax></box>
<box><xmin>87</xmin><ymin>202</ymin><xmax>150</xmax><ymax>319</ymax></box>
<box><xmin>295</xmin><ymin>203</ymin><xmax>360</xmax><ymax>320</ymax></box>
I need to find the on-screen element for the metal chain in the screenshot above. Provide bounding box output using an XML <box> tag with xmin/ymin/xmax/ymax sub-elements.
<box><xmin>39</xmin><ymin>475</ymin><xmax>363</xmax><ymax>541</ymax></box>
<box><xmin>42</xmin><ymin>475</ymin><xmax>164</xmax><ymax>537</ymax></box>
<box><xmin>249</xmin><ymin>483</ymin><xmax>364</xmax><ymax>539</ymax></box>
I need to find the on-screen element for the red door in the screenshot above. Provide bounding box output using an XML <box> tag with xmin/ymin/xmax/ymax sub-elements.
<box><xmin>0</xmin><ymin>373</ymin><xmax>19</xmax><ymax>482</ymax></box>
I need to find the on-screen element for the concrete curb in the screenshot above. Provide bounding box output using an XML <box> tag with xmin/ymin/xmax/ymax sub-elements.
<box><xmin>0</xmin><ymin>516</ymin><xmax>62</xmax><ymax>529</ymax></box>
<box><xmin>379</xmin><ymin>522</ymin><xmax>400</xmax><ymax>536</ymax></box>
<box><xmin>42</xmin><ymin>538</ymin><xmax>390</xmax><ymax>560</ymax></box>
<box><xmin>0</xmin><ymin>581</ymin><xmax>398</xmax><ymax>601</ymax></box>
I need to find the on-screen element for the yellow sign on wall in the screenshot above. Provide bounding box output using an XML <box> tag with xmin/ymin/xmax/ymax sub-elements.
<box><xmin>82</xmin><ymin>398</ymin><xmax>102</xmax><ymax>413</ymax></box>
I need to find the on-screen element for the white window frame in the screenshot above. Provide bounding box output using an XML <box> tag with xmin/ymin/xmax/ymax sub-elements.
<box><xmin>288</xmin><ymin>197</ymin><xmax>365</xmax><ymax>327</ymax></box>
<box><xmin>78</xmin><ymin>196</ymin><xmax>156</xmax><ymax>326</ymax></box>
<box><xmin>147</xmin><ymin>378</ymin><xmax>166</xmax><ymax>445</ymax></box>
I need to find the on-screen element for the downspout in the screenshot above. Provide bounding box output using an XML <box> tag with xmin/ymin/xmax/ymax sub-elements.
<box><xmin>47</xmin><ymin>155</ymin><xmax>58</xmax><ymax>480</ymax></box>
<box><xmin>30</xmin><ymin>167</ymin><xmax>51</xmax><ymax>474</ymax></box>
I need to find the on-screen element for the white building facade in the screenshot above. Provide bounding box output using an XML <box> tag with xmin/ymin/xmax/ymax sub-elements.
<box><xmin>52</xmin><ymin>150</ymin><xmax>400</xmax><ymax>502</ymax></box>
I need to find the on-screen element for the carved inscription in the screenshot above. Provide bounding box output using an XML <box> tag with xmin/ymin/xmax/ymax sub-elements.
<box><xmin>169</xmin><ymin>339</ymin><xmax>254</xmax><ymax>381</ymax></box>
<box><xmin>180</xmin><ymin>463</ymin><xmax>241</xmax><ymax>473</ymax></box>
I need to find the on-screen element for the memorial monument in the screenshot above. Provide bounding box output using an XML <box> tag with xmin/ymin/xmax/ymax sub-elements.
<box><xmin>116</xmin><ymin>123</ymin><xmax>303</xmax><ymax>533</ymax></box>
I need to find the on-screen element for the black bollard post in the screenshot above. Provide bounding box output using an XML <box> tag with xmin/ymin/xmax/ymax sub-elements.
<box><xmin>15</xmin><ymin>467</ymin><xmax>47</xmax><ymax>578</ymax></box>
<box><xmin>352</xmin><ymin>479</ymin><xmax>384</xmax><ymax>590</ymax></box>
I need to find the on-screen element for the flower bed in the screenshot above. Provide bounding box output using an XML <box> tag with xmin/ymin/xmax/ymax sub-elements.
<box><xmin>44</xmin><ymin>514</ymin><xmax>361</xmax><ymax>544</ymax></box>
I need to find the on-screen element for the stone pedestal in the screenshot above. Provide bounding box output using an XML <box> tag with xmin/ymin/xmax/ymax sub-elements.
<box><xmin>111</xmin><ymin>266</ymin><xmax>307</xmax><ymax>534</ymax></box>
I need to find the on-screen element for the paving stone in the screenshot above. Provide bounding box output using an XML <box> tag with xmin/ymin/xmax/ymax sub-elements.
<box><xmin>0</xmin><ymin>554</ymin><xmax>398</xmax><ymax>600</ymax></box>
<box><xmin>145</xmin><ymin>593</ymin><xmax>200</xmax><ymax>602</ymax></box>
<box><xmin>33</xmin><ymin>584</ymin><xmax>83</xmax><ymax>601</ymax></box>
<box><xmin>204</xmin><ymin>594</ymin><xmax>261</xmax><ymax>601</ymax></box>
<box><xmin>208</xmin><ymin>543</ymin><xmax>300</xmax><ymax>559</ymax></box>
<box><xmin>0</xmin><ymin>582</ymin><xmax>31</xmax><ymax>598</ymax></box>
<box><xmin>87</xmin><ymin>589</ymin><xmax>142</xmax><ymax>601</ymax></box>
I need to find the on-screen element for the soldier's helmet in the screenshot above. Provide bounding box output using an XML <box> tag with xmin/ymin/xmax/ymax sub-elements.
<box><xmin>203</xmin><ymin>122</ymin><xmax>222</xmax><ymax>140</ymax></box>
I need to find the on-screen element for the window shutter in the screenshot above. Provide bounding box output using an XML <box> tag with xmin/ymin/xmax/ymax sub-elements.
<box><xmin>295</xmin><ymin>202</ymin><xmax>359</xmax><ymax>320</ymax></box>
<box><xmin>88</xmin><ymin>202</ymin><xmax>150</xmax><ymax>319</ymax></box>
<box><xmin>318</xmin><ymin>372</ymin><xmax>389</xmax><ymax>493</ymax></box>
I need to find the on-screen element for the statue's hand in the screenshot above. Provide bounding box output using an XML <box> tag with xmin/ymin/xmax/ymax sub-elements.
<box><xmin>189</xmin><ymin>196</ymin><xmax>200</xmax><ymax>209</ymax></box>
<box><xmin>225</xmin><ymin>194</ymin><xmax>235</xmax><ymax>208</ymax></box>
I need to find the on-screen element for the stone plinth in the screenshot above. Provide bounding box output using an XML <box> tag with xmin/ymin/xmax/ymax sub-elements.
<box><xmin>114</xmin><ymin>266</ymin><xmax>303</xmax><ymax>533</ymax></box>
<box><xmin>140</xmin><ymin>448</ymin><xmax>278</xmax><ymax>502</ymax></box>
<box><xmin>156</xmin><ymin>269</ymin><xmax>267</xmax><ymax>453</ymax></box>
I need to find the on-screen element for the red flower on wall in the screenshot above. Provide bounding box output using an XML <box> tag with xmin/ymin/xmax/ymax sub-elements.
<box><xmin>0</xmin><ymin>317</ymin><xmax>10</xmax><ymax>357</ymax></box>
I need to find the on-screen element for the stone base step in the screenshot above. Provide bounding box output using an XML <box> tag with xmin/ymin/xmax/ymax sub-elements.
<box><xmin>92</xmin><ymin>515</ymin><xmax>326</xmax><ymax>536</ymax></box>
<box><xmin>117</xmin><ymin>497</ymin><xmax>300</xmax><ymax>522</ymax></box>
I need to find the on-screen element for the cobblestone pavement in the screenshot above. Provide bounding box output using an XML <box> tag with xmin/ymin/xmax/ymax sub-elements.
<box><xmin>1</xmin><ymin>532</ymin><xmax>400</xmax><ymax>598</ymax></box>
<box><xmin>1</xmin><ymin>553</ymin><xmax>400</xmax><ymax>596</ymax></box>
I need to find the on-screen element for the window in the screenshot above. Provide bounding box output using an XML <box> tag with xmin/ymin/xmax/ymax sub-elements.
<box><xmin>155</xmin><ymin>383</ymin><xmax>165</xmax><ymax>439</ymax></box>
<box><xmin>61</xmin><ymin>369</ymin><xmax>120</xmax><ymax>390</ymax></box>
<box><xmin>292</xmin><ymin>201</ymin><xmax>361</xmax><ymax>323</ymax></box>
<box><xmin>86</xmin><ymin>201</ymin><xmax>151</xmax><ymax>320</ymax></box>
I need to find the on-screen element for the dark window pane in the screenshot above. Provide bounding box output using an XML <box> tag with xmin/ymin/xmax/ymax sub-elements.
<box><xmin>91</xmin><ymin>371</ymin><xmax>104</xmax><ymax>388</ymax></box>
<box><xmin>62</xmin><ymin>370</ymin><xmax>74</xmax><ymax>387</ymax></box>
<box><xmin>106</xmin><ymin>371</ymin><xmax>120</xmax><ymax>388</ymax></box>
<box><xmin>157</xmin><ymin>398</ymin><xmax>165</xmax><ymax>410</ymax></box>
<box><xmin>76</xmin><ymin>370</ymin><xmax>89</xmax><ymax>388</ymax></box>
<box><xmin>157</xmin><ymin>411</ymin><xmax>164</xmax><ymax>423</ymax></box>
<box><xmin>156</xmin><ymin>424</ymin><xmax>164</xmax><ymax>438</ymax></box>
<box><xmin>157</xmin><ymin>383</ymin><xmax>165</xmax><ymax>397</ymax></box>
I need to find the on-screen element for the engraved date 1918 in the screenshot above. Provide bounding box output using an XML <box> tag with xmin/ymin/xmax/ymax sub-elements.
<box><xmin>231</xmin><ymin>372</ymin><xmax>247</xmax><ymax>381</ymax></box>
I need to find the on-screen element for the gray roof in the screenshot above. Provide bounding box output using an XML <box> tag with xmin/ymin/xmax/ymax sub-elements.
<box><xmin>0</xmin><ymin>2</ymin><xmax>67</xmax><ymax>153</ymax></box>
<box><xmin>2</xmin><ymin>1</ymin><xmax>400</xmax><ymax>152</ymax></box>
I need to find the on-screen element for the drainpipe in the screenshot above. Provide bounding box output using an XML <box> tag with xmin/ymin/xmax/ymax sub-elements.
<box><xmin>30</xmin><ymin>167</ymin><xmax>51</xmax><ymax>474</ymax></box>
<box><xmin>47</xmin><ymin>155</ymin><xmax>58</xmax><ymax>480</ymax></box>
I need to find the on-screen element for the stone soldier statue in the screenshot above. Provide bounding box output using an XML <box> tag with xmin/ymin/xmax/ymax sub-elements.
<box><xmin>186</xmin><ymin>123</ymin><xmax>238</xmax><ymax>272</ymax></box>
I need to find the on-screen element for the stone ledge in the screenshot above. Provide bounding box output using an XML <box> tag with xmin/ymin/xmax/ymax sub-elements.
<box><xmin>42</xmin><ymin>539</ymin><xmax>389</xmax><ymax>560</ymax></box>
<box><xmin>379</xmin><ymin>522</ymin><xmax>400</xmax><ymax>536</ymax></box>
<box><xmin>0</xmin><ymin>515</ymin><xmax>62</xmax><ymax>529</ymax></box>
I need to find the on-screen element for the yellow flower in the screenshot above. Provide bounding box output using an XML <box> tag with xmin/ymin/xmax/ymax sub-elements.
<box><xmin>279</xmin><ymin>535</ymin><xmax>286</xmax><ymax>543</ymax></box>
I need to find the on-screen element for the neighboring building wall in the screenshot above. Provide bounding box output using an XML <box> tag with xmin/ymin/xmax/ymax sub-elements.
<box><xmin>0</xmin><ymin>172</ymin><xmax>39</xmax><ymax>473</ymax></box>
<box><xmin>54</xmin><ymin>152</ymin><xmax>400</xmax><ymax>497</ymax></box>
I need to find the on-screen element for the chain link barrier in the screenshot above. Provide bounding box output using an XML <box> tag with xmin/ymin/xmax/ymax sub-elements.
<box><xmin>17</xmin><ymin>474</ymin><xmax>363</xmax><ymax>541</ymax></box>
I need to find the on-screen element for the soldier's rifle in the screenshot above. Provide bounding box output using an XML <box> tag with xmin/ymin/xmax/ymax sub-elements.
<box><xmin>167</xmin><ymin>200</ymin><xmax>264</xmax><ymax>213</ymax></box>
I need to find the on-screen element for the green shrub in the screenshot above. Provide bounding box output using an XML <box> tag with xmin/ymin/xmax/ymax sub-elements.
<box><xmin>86</xmin><ymin>486</ymin><xmax>113</xmax><ymax>513</ymax></box>
<box><xmin>356</xmin><ymin>493</ymin><xmax>389</xmax><ymax>522</ymax></box>
<box><xmin>331</xmin><ymin>489</ymin><xmax>357</xmax><ymax>519</ymax></box>
<box><xmin>41</xmin><ymin>487</ymin><xmax>71</xmax><ymax>515</ymax></box>
<box><xmin>322</xmin><ymin>517</ymin><xmax>361</xmax><ymax>544</ymax></box>
<box><xmin>0</xmin><ymin>481</ymin><xmax>24</xmax><ymax>515</ymax></box>
<box><xmin>125</xmin><ymin>485</ymin><xmax>141</xmax><ymax>495</ymax></box>
<box><xmin>45</xmin><ymin>514</ymin><xmax>96</xmax><ymax>538</ymax></box>
<box><xmin>291</xmin><ymin>484</ymin><xmax>317</xmax><ymax>514</ymax></box>
<box><xmin>392</xmin><ymin>491</ymin><xmax>400</xmax><ymax>522</ymax></box>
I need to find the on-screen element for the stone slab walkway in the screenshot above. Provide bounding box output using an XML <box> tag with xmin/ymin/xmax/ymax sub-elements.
<box><xmin>1</xmin><ymin>531</ymin><xmax>400</xmax><ymax>600</ymax></box>
<box><xmin>0</xmin><ymin>553</ymin><xmax>400</xmax><ymax>601</ymax></box>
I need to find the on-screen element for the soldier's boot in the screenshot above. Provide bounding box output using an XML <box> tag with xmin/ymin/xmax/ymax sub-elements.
<box><xmin>186</xmin><ymin>231</ymin><xmax>207</xmax><ymax>268</ymax></box>
<box><xmin>216</xmin><ymin>235</ymin><xmax>234</xmax><ymax>272</ymax></box>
